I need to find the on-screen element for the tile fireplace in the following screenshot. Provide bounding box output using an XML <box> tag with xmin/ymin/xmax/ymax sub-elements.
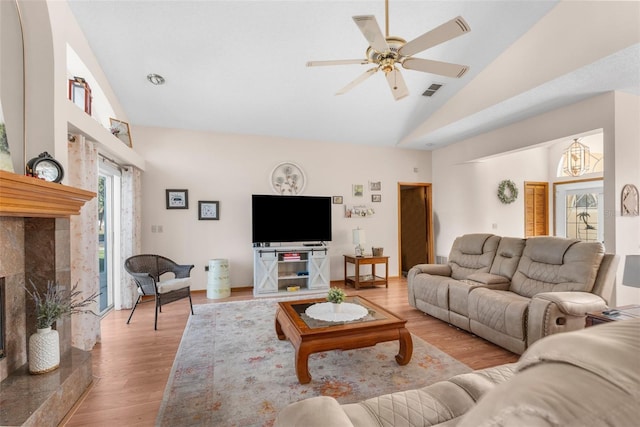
<box><xmin>0</xmin><ymin>171</ymin><xmax>95</xmax><ymax>426</ymax></box>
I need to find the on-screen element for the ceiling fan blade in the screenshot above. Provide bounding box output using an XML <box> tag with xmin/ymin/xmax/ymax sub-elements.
<box><xmin>353</xmin><ymin>15</ymin><xmax>389</xmax><ymax>53</ymax></box>
<box><xmin>336</xmin><ymin>67</ymin><xmax>378</xmax><ymax>95</ymax></box>
<box><xmin>399</xmin><ymin>16</ymin><xmax>470</xmax><ymax>57</ymax></box>
<box><xmin>385</xmin><ymin>68</ymin><xmax>409</xmax><ymax>101</ymax></box>
<box><xmin>306</xmin><ymin>59</ymin><xmax>369</xmax><ymax>67</ymax></box>
<box><xmin>402</xmin><ymin>57</ymin><xmax>469</xmax><ymax>78</ymax></box>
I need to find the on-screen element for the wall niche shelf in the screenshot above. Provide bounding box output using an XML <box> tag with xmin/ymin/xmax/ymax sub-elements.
<box><xmin>65</xmin><ymin>100</ymin><xmax>145</xmax><ymax>170</ymax></box>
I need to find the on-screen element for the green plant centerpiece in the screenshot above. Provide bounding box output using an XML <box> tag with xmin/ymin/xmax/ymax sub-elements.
<box><xmin>326</xmin><ymin>287</ymin><xmax>346</xmax><ymax>304</ymax></box>
<box><xmin>25</xmin><ymin>280</ymin><xmax>99</xmax><ymax>329</ymax></box>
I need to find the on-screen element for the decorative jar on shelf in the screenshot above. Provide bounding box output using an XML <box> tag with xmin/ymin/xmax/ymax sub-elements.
<box><xmin>29</xmin><ymin>327</ymin><xmax>60</xmax><ymax>374</ymax></box>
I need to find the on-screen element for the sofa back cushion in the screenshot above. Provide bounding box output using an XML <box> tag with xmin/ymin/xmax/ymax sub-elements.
<box><xmin>510</xmin><ymin>237</ymin><xmax>604</xmax><ymax>298</ymax></box>
<box><xmin>489</xmin><ymin>237</ymin><xmax>526</xmax><ymax>280</ymax></box>
<box><xmin>449</xmin><ymin>234</ymin><xmax>500</xmax><ymax>280</ymax></box>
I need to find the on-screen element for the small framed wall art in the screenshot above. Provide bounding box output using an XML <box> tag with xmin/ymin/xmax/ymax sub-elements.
<box><xmin>68</xmin><ymin>76</ymin><xmax>92</xmax><ymax>115</ymax></box>
<box><xmin>372</xmin><ymin>194</ymin><xmax>381</xmax><ymax>203</ymax></box>
<box><xmin>109</xmin><ymin>118</ymin><xmax>133</xmax><ymax>147</ymax></box>
<box><xmin>353</xmin><ymin>184</ymin><xmax>364</xmax><ymax>197</ymax></box>
<box><xmin>198</xmin><ymin>201</ymin><xmax>220</xmax><ymax>220</ymax></box>
<box><xmin>332</xmin><ymin>196</ymin><xmax>343</xmax><ymax>204</ymax></box>
<box><xmin>166</xmin><ymin>189</ymin><xmax>188</xmax><ymax>209</ymax></box>
<box><xmin>621</xmin><ymin>184</ymin><xmax>639</xmax><ymax>216</ymax></box>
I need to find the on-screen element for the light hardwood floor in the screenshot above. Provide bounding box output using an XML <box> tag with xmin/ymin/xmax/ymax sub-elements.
<box><xmin>63</xmin><ymin>278</ymin><xmax>518</xmax><ymax>426</ymax></box>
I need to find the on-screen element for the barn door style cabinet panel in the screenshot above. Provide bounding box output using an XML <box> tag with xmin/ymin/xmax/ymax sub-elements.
<box><xmin>253</xmin><ymin>246</ymin><xmax>330</xmax><ymax>296</ymax></box>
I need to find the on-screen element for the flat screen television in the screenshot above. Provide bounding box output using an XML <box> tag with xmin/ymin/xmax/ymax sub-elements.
<box><xmin>252</xmin><ymin>194</ymin><xmax>332</xmax><ymax>244</ymax></box>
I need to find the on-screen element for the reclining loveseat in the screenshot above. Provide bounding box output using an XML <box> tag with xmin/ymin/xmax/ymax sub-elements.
<box><xmin>407</xmin><ymin>234</ymin><xmax>618</xmax><ymax>354</ymax></box>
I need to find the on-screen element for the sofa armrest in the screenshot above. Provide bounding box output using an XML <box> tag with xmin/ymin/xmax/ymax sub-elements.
<box><xmin>466</xmin><ymin>272</ymin><xmax>510</xmax><ymax>286</ymax></box>
<box><xmin>527</xmin><ymin>292</ymin><xmax>607</xmax><ymax>347</ymax></box>
<box><xmin>410</xmin><ymin>263</ymin><xmax>452</xmax><ymax>277</ymax></box>
<box><xmin>533</xmin><ymin>292</ymin><xmax>608</xmax><ymax>316</ymax></box>
<box><xmin>274</xmin><ymin>396</ymin><xmax>355</xmax><ymax>427</ymax></box>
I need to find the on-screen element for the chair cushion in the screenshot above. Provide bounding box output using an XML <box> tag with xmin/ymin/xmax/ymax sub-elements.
<box><xmin>157</xmin><ymin>277</ymin><xmax>191</xmax><ymax>294</ymax></box>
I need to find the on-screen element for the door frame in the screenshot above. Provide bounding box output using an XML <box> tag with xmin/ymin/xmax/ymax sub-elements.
<box><xmin>397</xmin><ymin>182</ymin><xmax>434</xmax><ymax>277</ymax></box>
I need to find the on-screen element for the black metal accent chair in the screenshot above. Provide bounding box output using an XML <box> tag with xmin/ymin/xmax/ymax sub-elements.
<box><xmin>124</xmin><ymin>254</ymin><xmax>195</xmax><ymax>330</ymax></box>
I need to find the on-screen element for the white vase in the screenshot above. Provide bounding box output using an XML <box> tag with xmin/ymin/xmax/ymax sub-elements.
<box><xmin>332</xmin><ymin>302</ymin><xmax>342</xmax><ymax>313</ymax></box>
<box><xmin>29</xmin><ymin>327</ymin><xmax>60</xmax><ymax>374</ymax></box>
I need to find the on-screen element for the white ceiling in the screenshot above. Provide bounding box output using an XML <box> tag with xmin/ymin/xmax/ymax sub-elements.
<box><xmin>67</xmin><ymin>0</ymin><xmax>640</xmax><ymax>151</ymax></box>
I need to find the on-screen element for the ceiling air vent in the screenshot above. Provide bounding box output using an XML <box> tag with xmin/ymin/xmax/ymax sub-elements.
<box><xmin>422</xmin><ymin>83</ymin><xmax>443</xmax><ymax>97</ymax></box>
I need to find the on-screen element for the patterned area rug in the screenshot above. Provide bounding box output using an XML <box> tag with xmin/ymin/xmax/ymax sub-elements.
<box><xmin>157</xmin><ymin>296</ymin><xmax>471</xmax><ymax>427</ymax></box>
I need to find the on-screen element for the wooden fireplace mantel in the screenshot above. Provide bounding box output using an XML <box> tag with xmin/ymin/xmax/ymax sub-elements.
<box><xmin>0</xmin><ymin>170</ymin><xmax>95</xmax><ymax>218</ymax></box>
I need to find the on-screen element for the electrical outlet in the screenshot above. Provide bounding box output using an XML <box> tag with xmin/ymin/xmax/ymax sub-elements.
<box><xmin>151</xmin><ymin>225</ymin><xmax>157</xmax><ymax>233</ymax></box>
<box><xmin>492</xmin><ymin>223</ymin><xmax>498</xmax><ymax>230</ymax></box>
<box><xmin>158</xmin><ymin>225</ymin><xmax>163</xmax><ymax>233</ymax></box>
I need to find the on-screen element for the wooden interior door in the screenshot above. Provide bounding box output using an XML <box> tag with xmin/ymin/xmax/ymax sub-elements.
<box><xmin>524</xmin><ymin>181</ymin><xmax>549</xmax><ymax>237</ymax></box>
<box><xmin>398</xmin><ymin>183</ymin><xmax>434</xmax><ymax>276</ymax></box>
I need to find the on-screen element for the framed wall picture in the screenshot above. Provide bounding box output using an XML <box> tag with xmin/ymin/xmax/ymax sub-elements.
<box><xmin>198</xmin><ymin>201</ymin><xmax>220</xmax><ymax>220</ymax></box>
<box><xmin>372</xmin><ymin>194</ymin><xmax>381</xmax><ymax>202</ymax></box>
<box><xmin>68</xmin><ymin>77</ymin><xmax>92</xmax><ymax>115</ymax></box>
<box><xmin>370</xmin><ymin>181</ymin><xmax>381</xmax><ymax>191</ymax></box>
<box><xmin>109</xmin><ymin>118</ymin><xmax>133</xmax><ymax>147</ymax></box>
<box><xmin>166</xmin><ymin>189</ymin><xmax>188</xmax><ymax>209</ymax></box>
<box><xmin>353</xmin><ymin>184</ymin><xmax>364</xmax><ymax>197</ymax></box>
<box><xmin>332</xmin><ymin>196</ymin><xmax>343</xmax><ymax>204</ymax></box>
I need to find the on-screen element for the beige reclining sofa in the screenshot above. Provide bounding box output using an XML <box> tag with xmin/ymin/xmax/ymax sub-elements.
<box><xmin>408</xmin><ymin>234</ymin><xmax>618</xmax><ymax>354</ymax></box>
<box><xmin>274</xmin><ymin>319</ymin><xmax>639</xmax><ymax>427</ymax></box>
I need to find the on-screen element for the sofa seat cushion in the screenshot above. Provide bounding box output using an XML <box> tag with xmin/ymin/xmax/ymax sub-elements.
<box><xmin>157</xmin><ymin>277</ymin><xmax>191</xmax><ymax>294</ymax></box>
<box><xmin>468</xmin><ymin>289</ymin><xmax>529</xmax><ymax>340</ymax></box>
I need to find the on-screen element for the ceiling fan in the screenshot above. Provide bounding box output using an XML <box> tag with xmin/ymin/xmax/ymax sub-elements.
<box><xmin>307</xmin><ymin>0</ymin><xmax>471</xmax><ymax>101</ymax></box>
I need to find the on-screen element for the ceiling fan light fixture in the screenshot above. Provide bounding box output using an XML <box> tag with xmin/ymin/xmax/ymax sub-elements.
<box><xmin>146</xmin><ymin>73</ymin><xmax>165</xmax><ymax>85</ymax></box>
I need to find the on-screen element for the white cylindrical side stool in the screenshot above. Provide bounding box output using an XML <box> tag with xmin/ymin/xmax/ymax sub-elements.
<box><xmin>207</xmin><ymin>259</ymin><xmax>231</xmax><ymax>299</ymax></box>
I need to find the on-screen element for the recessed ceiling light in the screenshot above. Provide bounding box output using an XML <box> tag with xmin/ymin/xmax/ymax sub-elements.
<box><xmin>146</xmin><ymin>73</ymin><xmax>165</xmax><ymax>85</ymax></box>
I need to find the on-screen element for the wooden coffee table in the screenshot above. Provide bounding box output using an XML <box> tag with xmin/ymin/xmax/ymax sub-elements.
<box><xmin>275</xmin><ymin>295</ymin><xmax>413</xmax><ymax>384</ymax></box>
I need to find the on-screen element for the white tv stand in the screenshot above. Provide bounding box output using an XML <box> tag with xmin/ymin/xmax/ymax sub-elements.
<box><xmin>253</xmin><ymin>245</ymin><xmax>330</xmax><ymax>296</ymax></box>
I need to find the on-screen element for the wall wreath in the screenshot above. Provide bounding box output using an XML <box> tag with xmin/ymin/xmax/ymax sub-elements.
<box><xmin>497</xmin><ymin>179</ymin><xmax>518</xmax><ymax>204</ymax></box>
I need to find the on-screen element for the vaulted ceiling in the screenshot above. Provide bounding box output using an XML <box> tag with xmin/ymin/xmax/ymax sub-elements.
<box><xmin>68</xmin><ymin>0</ymin><xmax>640</xmax><ymax>150</ymax></box>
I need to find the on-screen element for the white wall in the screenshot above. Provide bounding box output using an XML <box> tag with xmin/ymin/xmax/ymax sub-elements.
<box><xmin>431</xmin><ymin>147</ymin><xmax>549</xmax><ymax>257</ymax></box>
<box><xmin>613</xmin><ymin>92</ymin><xmax>640</xmax><ymax>305</ymax></box>
<box><xmin>133</xmin><ymin>126</ymin><xmax>432</xmax><ymax>290</ymax></box>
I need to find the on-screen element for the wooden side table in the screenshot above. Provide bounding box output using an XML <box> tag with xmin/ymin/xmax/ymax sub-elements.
<box><xmin>344</xmin><ymin>254</ymin><xmax>389</xmax><ymax>289</ymax></box>
<box><xmin>585</xmin><ymin>304</ymin><xmax>640</xmax><ymax>327</ymax></box>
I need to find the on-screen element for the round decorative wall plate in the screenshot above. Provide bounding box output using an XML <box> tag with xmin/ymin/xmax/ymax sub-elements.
<box><xmin>270</xmin><ymin>162</ymin><xmax>306</xmax><ymax>195</ymax></box>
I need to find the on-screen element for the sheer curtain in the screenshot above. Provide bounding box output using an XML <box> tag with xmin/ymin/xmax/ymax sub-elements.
<box><xmin>120</xmin><ymin>165</ymin><xmax>142</xmax><ymax>309</ymax></box>
<box><xmin>68</xmin><ymin>135</ymin><xmax>100</xmax><ymax>350</ymax></box>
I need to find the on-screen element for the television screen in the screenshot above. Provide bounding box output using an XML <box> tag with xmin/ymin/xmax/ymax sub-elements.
<box><xmin>252</xmin><ymin>195</ymin><xmax>332</xmax><ymax>244</ymax></box>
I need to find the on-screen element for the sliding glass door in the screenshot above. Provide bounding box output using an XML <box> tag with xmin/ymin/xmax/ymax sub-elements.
<box><xmin>98</xmin><ymin>163</ymin><xmax>121</xmax><ymax>314</ymax></box>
